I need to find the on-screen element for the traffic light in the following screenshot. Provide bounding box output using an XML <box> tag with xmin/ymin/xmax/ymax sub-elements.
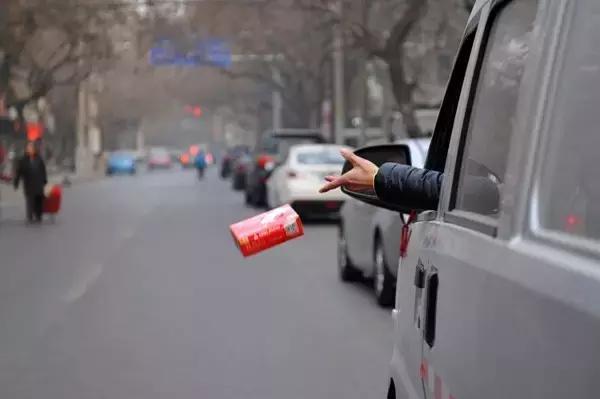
<box><xmin>184</xmin><ymin>105</ymin><xmax>203</xmax><ymax>118</ymax></box>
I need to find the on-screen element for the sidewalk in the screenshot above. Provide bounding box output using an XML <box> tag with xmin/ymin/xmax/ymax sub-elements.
<box><xmin>0</xmin><ymin>170</ymin><xmax>103</xmax><ymax>213</ymax></box>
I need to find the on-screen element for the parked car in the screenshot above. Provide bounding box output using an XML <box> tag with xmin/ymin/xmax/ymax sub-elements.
<box><xmin>147</xmin><ymin>147</ymin><xmax>172</xmax><ymax>170</ymax></box>
<box><xmin>266</xmin><ymin>144</ymin><xmax>347</xmax><ymax>218</ymax></box>
<box><xmin>221</xmin><ymin>145</ymin><xmax>250</xmax><ymax>179</ymax></box>
<box><xmin>245</xmin><ymin>129</ymin><xmax>326</xmax><ymax>207</ymax></box>
<box><xmin>339</xmin><ymin>1</ymin><xmax>600</xmax><ymax>398</ymax></box>
<box><xmin>338</xmin><ymin>138</ymin><xmax>430</xmax><ymax>306</ymax></box>
<box><xmin>106</xmin><ymin>151</ymin><xmax>136</xmax><ymax>175</ymax></box>
<box><xmin>231</xmin><ymin>153</ymin><xmax>252</xmax><ymax>191</ymax></box>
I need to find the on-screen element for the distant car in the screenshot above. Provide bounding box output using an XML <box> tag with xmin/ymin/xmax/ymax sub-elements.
<box><xmin>338</xmin><ymin>138</ymin><xmax>430</xmax><ymax>306</ymax></box>
<box><xmin>221</xmin><ymin>145</ymin><xmax>250</xmax><ymax>179</ymax></box>
<box><xmin>231</xmin><ymin>153</ymin><xmax>252</xmax><ymax>191</ymax></box>
<box><xmin>147</xmin><ymin>147</ymin><xmax>172</xmax><ymax>170</ymax></box>
<box><xmin>245</xmin><ymin>130</ymin><xmax>326</xmax><ymax>207</ymax></box>
<box><xmin>266</xmin><ymin>144</ymin><xmax>347</xmax><ymax>218</ymax></box>
<box><xmin>106</xmin><ymin>152</ymin><xmax>136</xmax><ymax>175</ymax></box>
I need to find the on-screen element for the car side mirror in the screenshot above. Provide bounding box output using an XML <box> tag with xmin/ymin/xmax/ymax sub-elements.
<box><xmin>341</xmin><ymin>144</ymin><xmax>415</xmax><ymax>213</ymax></box>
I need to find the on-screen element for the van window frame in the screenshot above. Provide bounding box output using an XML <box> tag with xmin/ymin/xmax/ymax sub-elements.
<box><xmin>424</xmin><ymin>15</ymin><xmax>480</xmax><ymax>174</ymax></box>
<box><xmin>527</xmin><ymin>0</ymin><xmax>600</xmax><ymax>258</ymax></box>
<box><xmin>441</xmin><ymin>0</ymin><xmax>538</xmax><ymax>236</ymax></box>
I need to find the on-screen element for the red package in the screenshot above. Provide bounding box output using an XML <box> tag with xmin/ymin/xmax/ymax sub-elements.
<box><xmin>230</xmin><ymin>204</ymin><xmax>304</xmax><ymax>257</ymax></box>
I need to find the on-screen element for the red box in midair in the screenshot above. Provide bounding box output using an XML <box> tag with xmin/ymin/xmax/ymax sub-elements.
<box><xmin>230</xmin><ymin>204</ymin><xmax>304</xmax><ymax>257</ymax></box>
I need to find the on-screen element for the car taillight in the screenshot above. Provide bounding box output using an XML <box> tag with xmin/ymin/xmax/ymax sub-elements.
<box><xmin>257</xmin><ymin>154</ymin><xmax>274</xmax><ymax>169</ymax></box>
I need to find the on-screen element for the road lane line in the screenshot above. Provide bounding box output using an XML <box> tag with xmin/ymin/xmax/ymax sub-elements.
<box><xmin>63</xmin><ymin>263</ymin><xmax>104</xmax><ymax>304</ymax></box>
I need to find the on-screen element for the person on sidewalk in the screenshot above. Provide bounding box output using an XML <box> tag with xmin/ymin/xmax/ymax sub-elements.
<box><xmin>13</xmin><ymin>141</ymin><xmax>47</xmax><ymax>223</ymax></box>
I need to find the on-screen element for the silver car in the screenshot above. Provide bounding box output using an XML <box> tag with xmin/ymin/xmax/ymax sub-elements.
<box><xmin>341</xmin><ymin>0</ymin><xmax>600</xmax><ymax>398</ymax></box>
<box><xmin>338</xmin><ymin>138</ymin><xmax>430</xmax><ymax>306</ymax></box>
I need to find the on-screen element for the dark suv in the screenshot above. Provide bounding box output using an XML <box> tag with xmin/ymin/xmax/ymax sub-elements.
<box><xmin>244</xmin><ymin>129</ymin><xmax>326</xmax><ymax>207</ymax></box>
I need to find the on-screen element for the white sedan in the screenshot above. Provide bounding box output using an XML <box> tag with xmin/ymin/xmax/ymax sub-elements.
<box><xmin>266</xmin><ymin>144</ymin><xmax>348</xmax><ymax>218</ymax></box>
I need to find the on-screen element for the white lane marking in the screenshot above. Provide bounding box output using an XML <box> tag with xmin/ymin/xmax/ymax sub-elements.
<box><xmin>120</xmin><ymin>228</ymin><xmax>135</xmax><ymax>240</ymax></box>
<box><xmin>63</xmin><ymin>263</ymin><xmax>103</xmax><ymax>303</ymax></box>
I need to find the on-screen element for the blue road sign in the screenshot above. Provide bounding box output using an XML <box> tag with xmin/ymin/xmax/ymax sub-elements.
<box><xmin>150</xmin><ymin>39</ymin><xmax>231</xmax><ymax>68</ymax></box>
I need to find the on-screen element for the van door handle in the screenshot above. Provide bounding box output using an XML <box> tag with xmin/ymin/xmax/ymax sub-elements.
<box><xmin>414</xmin><ymin>260</ymin><xmax>426</xmax><ymax>289</ymax></box>
<box><xmin>413</xmin><ymin>260</ymin><xmax>426</xmax><ymax>327</ymax></box>
<box><xmin>423</xmin><ymin>268</ymin><xmax>439</xmax><ymax>347</ymax></box>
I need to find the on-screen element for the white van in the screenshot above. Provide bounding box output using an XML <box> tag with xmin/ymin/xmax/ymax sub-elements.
<box><xmin>341</xmin><ymin>0</ymin><xmax>600</xmax><ymax>398</ymax></box>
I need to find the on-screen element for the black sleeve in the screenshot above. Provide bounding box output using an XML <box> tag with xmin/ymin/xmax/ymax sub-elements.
<box><xmin>373</xmin><ymin>163</ymin><xmax>443</xmax><ymax>211</ymax></box>
<box><xmin>41</xmin><ymin>159</ymin><xmax>47</xmax><ymax>185</ymax></box>
<box><xmin>13</xmin><ymin>159</ymin><xmax>22</xmax><ymax>190</ymax></box>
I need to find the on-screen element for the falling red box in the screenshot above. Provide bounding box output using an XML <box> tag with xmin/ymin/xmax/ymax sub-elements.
<box><xmin>230</xmin><ymin>204</ymin><xmax>305</xmax><ymax>257</ymax></box>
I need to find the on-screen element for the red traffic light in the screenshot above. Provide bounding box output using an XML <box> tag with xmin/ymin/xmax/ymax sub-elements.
<box><xmin>185</xmin><ymin>105</ymin><xmax>202</xmax><ymax>117</ymax></box>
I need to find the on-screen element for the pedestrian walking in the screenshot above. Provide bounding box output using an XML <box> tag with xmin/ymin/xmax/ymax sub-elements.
<box><xmin>194</xmin><ymin>150</ymin><xmax>207</xmax><ymax>180</ymax></box>
<box><xmin>13</xmin><ymin>141</ymin><xmax>47</xmax><ymax>223</ymax></box>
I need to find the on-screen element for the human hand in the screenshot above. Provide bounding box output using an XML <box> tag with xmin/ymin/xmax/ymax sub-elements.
<box><xmin>319</xmin><ymin>148</ymin><xmax>378</xmax><ymax>193</ymax></box>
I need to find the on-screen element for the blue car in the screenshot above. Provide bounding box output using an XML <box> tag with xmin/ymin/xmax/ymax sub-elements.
<box><xmin>106</xmin><ymin>152</ymin><xmax>136</xmax><ymax>175</ymax></box>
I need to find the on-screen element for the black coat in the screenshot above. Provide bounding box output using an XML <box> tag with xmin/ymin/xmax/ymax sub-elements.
<box><xmin>374</xmin><ymin>163</ymin><xmax>500</xmax><ymax>214</ymax></box>
<box><xmin>14</xmin><ymin>155</ymin><xmax>48</xmax><ymax>196</ymax></box>
<box><xmin>374</xmin><ymin>163</ymin><xmax>443</xmax><ymax>211</ymax></box>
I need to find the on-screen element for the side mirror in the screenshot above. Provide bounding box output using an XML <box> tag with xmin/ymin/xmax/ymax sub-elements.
<box><xmin>341</xmin><ymin>144</ymin><xmax>415</xmax><ymax>213</ymax></box>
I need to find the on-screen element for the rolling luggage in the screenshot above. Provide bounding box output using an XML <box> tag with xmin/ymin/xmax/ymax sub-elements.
<box><xmin>43</xmin><ymin>184</ymin><xmax>62</xmax><ymax>217</ymax></box>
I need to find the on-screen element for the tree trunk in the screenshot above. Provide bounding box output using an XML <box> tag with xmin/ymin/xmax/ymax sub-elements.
<box><xmin>388</xmin><ymin>56</ymin><xmax>422</xmax><ymax>138</ymax></box>
<box><xmin>0</xmin><ymin>55</ymin><xmax>10</xmax><ymax>94</ymax></box>
<box><xmin>378</xmin><ymin>0</ymin><xmax>427</xmax><ymax>139</ymax></box>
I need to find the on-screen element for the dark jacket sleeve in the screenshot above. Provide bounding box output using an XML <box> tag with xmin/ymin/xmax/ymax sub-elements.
<box><xmin>374</xmin><ymin>163</ymin><xmax>443</xmax><ymax>211</ymax></box>
<box><xmin>13</xmin><ymin>158</ymin><xmax>22</xmax><ymax>190</ymax></box>
<box><xmin>40</xmin><ymin>159</ymin><xmax>48</xmax><ymax>185</ymax></box>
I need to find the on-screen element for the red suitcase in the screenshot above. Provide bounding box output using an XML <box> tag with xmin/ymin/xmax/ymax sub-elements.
<box><xmin>43</xmin><ymin>185</ymin><xmax>62</xmax><ymax>215</ymax></box>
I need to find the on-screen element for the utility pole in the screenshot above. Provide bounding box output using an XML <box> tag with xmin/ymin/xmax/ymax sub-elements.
<box><xmin>271</xmin><ymin>65</ymin><xmax>282</xmax><ymax>131</ymax></box>
<box><xmin>332</xmin><ymin>0</ymin><xmax>345</xmax><ymax>145</ymax></box>
<box><xmin>359</xmin><ymin>0</ymin><xmax>369</xmax><ymax>146</ymax></box>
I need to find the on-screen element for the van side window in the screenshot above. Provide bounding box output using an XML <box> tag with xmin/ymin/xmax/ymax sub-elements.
<box><xmin>425</xmin><ymin>29</ymin><xmax>476</xmax><ymax>173</ymax></box>
<box><xmin>452</xmin><ymin>0</ymin><xmax>537</xmax><ymax>217</ymax></box>
<box><xmin>538</xmin><ymin>1</ymin><xmax>600</xmax><ymax>243</ymax></box>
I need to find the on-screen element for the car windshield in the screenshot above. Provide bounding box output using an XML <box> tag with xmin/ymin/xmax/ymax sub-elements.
<box><xmin>262</xmin><ymin>136</ymin><xmax>323</xmax><ymax>155</ymax></box>
<box><xmin>296</xmin><ymin>149</ymin><xmax>344</xmax><ymax>165</ymax></box>
<box><xmin>112</xmin><ymin>152</ymin><xmax>133</xmax><ymax>159</ymax></box>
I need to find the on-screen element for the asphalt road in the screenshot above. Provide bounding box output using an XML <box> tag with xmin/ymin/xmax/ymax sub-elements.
<box><xmin>0</xmin><ymin>168</ymin><xmax>393</xmax><ymax>399</ymax></box>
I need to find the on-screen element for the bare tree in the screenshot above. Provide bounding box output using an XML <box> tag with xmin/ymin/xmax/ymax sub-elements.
<box><xmin>173</xmin><ymin>1</ymin><xmax>332</xmax><ymax>130</ymax></box>
<box><xmin>293</xmin><ymin>0</ymin><xmax>467</xmax><ymax>137</ymax></box>
<box><xmin>1</xmin><ymin>0</ymin><xmax>125</xmax><ymax>125</ymax></box>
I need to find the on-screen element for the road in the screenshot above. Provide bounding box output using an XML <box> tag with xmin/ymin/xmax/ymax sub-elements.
<box><xmin>0</xmin><ymin>168</ymin><xmax>393</xmax><ymax>399</ymax></box>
